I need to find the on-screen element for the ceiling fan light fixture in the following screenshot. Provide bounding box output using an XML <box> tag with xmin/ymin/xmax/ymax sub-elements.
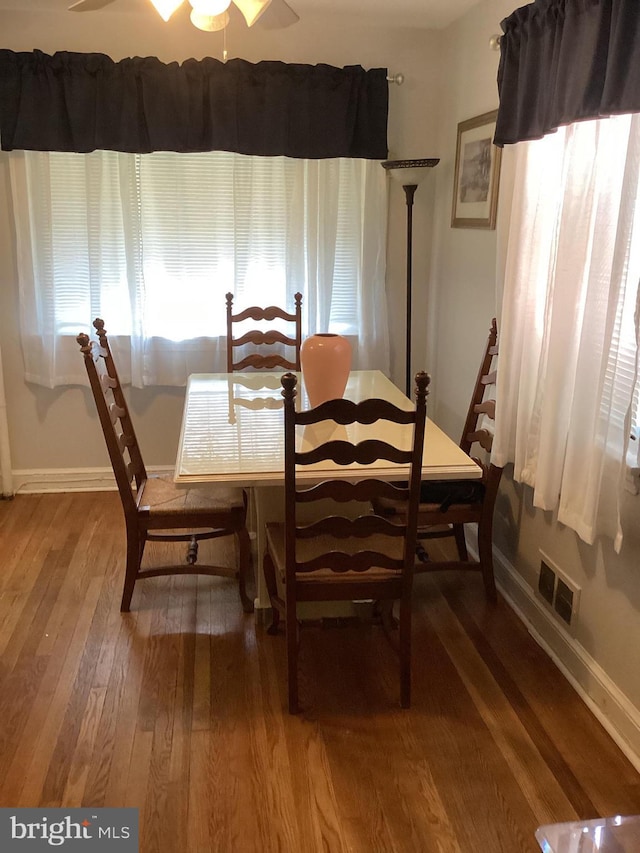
<box><xmin>148</xmin><ymin>0</ymin><xmax>184</xmax><ymax>22</ymax></box>
<box><xmin>189</xmin><ymin>8</ymin><xmax>230</xmax><ymax>29</ymax></box>
<box><xmin>233</xmin><ymin>0</ymin><xmax>272</xmax><ymax>27</ymax></box>
<box><xmin>189</xmin><ymin>0</ymin><xmax>231</xmax><ymax>14</ymax></box>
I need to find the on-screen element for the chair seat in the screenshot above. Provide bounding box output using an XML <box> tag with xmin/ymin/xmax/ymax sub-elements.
<box><xmin>138</xmin><ymin>475</ymin><xmax>245</xmax><ymax>515</ymax></box>
<box><xmin>265</xmin><ymin>522</ymin><xmax>403</xmax><ymax>584</ymax></box>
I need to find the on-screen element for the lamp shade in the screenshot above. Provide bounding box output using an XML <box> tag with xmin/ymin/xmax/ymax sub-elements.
<box><xmin>382</xmin><ymin>158</ymin><xmax>440</xmax><ymax>186</ymax></box>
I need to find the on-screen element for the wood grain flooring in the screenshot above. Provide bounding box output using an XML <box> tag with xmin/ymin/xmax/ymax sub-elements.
<box><xmin>1</xmin><ymin>492</ymin><xmax>639</xmax><ymax>852</ymax></box>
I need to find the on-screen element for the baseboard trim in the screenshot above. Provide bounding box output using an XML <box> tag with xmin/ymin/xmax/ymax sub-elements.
<box><xmin>12</xmin><ymin>466</ymin><xmax>174</xmax><ymax>494</ymax></box>
<box><xmin>465</xmin><ymin>532</ymin><xmax>640</xmax><ymax>774</ymax></box>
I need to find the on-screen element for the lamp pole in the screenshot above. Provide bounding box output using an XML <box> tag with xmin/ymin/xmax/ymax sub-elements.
<box><xmin>402</xmin><ymin>183</ymin><xmax>417</xmax><ymax>398</ymax></box>
<box><xmin>381</xmin><ymin>158</ymin><xmax>439</xmax><ymax>398</ymax></box>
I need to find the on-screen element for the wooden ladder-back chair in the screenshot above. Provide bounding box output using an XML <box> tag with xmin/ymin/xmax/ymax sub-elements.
<box><xmin>225</xmin><ymin>291</ymin><xmax>303</xmax><ymax>372</ymax></box>
<box><xmin>376</xmin><ymin>319</ymin><xmax>500</xmax><ymax>602</ymax></box>
<box><xmin>263</xmin><ymin>370</ymin><xmax>430</xmax><ymax>713</ymax></box>
<box><xmin>77</xmin><ymin>319</ymin><xmax>253</xmax><ymax>614</ymax></box>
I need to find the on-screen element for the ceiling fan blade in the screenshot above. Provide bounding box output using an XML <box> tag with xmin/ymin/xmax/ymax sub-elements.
<box><xmin>68</xmin><ymin>0</ymin><xmax>118</xmax><ymax>10</ymax></box>
<box><xmin>233</xmin><ymin>0</ymin><xmax>271</xmax><ymax>28</ymax></box>
<box><xmin>149</xmin><ymin>0</ymin><xmax>186</xmax><ymax>21</ymax></box>
<box><xmin>254</xmin><ymin>0</ymin><xmax>298</xmax><ymax>29</ymax></box>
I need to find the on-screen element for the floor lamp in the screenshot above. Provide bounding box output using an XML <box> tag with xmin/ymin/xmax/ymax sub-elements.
<box><xmin>382</xmin><ymin>158</ymin><xmax>439</xmax><ymax>398</ymax></box>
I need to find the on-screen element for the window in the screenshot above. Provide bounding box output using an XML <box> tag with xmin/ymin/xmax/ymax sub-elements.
<box><xmin>493</xmin><ymin>114</ymin><xmax>640</xmax><ymax>551</ymax></box>
<box><xmin>8</xmin><ymin>149</ymin><xmax>389</xmax><ymax>387</ymax></box>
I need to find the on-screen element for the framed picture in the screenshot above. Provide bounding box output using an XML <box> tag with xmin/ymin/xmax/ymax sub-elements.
<box><xmin>451</xmin><ymin>110</ymin><xmax>502</xmax><ymax>229</ymax></box>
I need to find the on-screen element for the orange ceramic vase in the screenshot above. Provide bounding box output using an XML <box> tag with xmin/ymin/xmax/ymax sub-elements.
<box><xmin>300</xmin><ymin>333</ymin><xmax>352</xmax><ymax>407</ymax></box>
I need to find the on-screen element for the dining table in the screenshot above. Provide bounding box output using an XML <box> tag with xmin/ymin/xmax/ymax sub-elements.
<box><xmin>175</xmin><ymin>369</ymin><xmax>482</xmax><ymax>610</ymax></box>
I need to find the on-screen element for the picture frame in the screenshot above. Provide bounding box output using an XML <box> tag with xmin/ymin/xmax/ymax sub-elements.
<box><xmin>451</xmin><ymin>109</ymin><xmax>502</xmax><ymax>229</ymax></box>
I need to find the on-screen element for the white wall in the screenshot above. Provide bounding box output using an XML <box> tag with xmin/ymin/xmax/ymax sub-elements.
<box><xmin>431</xmin><ymin>0</ymin><xmax>640</xmax><ymax>767</ymax></box>
<box><xmin>0</xmin><ymin>6</ymin><xmax>440</xmax><ymax>474</ymax></box>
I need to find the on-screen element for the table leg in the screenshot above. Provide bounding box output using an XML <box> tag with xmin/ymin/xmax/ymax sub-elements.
<box><xmin>253</xmin><ymin>485</ymin><xmax>285</xmax><ymax>610</ymax></box>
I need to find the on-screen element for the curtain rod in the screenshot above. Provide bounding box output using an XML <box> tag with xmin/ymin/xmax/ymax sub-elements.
<box><xmin>387</xmin><ymin>72</ymin><xmax>404</xmax><ymax>85</ymax></box>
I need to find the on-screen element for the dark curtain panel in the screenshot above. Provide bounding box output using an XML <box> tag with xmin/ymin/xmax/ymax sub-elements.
<box><xmin>0</xmin><ymin>49</ymin><xmax>388</xmax><ymax>159</ymax></box>
<box><xmin>495</xmin><ymin>0</ymin><xmax>640</xmax><ymax>146</ymax></box>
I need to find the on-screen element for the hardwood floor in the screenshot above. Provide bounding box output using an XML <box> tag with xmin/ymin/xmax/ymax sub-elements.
<box><xmin>1</xmin><ymin>492</ymin><xmax>639</xmax><ymax>852</ymax></box>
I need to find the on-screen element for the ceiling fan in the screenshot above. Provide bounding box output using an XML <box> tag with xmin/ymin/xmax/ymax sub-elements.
<box><xmin>68</xmin><ymin>0</ymin><xmax>300</xmax><ymax>33</ymax></box>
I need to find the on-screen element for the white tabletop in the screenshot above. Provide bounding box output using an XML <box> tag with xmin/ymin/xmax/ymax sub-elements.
<box><xmin>175</xmin><ymin>370</ymin><xmax>482</xmax><ymax>487</ymax></box>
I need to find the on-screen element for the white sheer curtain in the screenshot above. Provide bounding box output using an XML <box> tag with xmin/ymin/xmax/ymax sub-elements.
<box><xmin>493</xmin><ymin>115</ymin><xmax>640</xmax><ymax>551</ymax></box>
<box><xmin>8</xmin><ymin>150</ymin><xmax>389</xmax><ymax>388</ymax></box>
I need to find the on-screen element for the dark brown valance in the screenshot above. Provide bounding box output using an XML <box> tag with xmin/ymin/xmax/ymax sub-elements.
<box><xmin>495</xmin><ymin>0</ymin><xmax>640</xmax><ymax>146</ymax></box>
<box><xmin>0</xmin><ymin>50</ymin><xmax>388</xmax><ymax>159</ymax></box>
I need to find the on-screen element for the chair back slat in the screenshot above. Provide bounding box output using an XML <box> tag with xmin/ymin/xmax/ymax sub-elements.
<box><xmin>77</xmin><ymin>319</ymin><xmax>147</xmax><ymax>514</ymax></box>
<box><xmin>232</xmin><ymin>304</ymin><xmax>298</xmax><ymax>324</ymax></box>
<box><xmin>465</xmin><ymin>429</ymin><xmax>493</xmax><ymax>453</ymax></box>
<box><xmin>100</xmin><ymin>373</ymin><xmax>117</xmax><ymax>391</ymax></box>
<box><xmin>297</xmin><ymin>514</ymin><xmax>406</xmax><ymax>540</ymax></box>
<box><xmin>109</xmin><ymin>402</ymin><xmax>126</xmax><ymax>423</ymax></box>
<box><xmin>296</xmin><ymin>439</ymin><xmax>414</xmax><ymax>467</ymax></box>
<box><xmin>232</xmin><ymin>329</ymin><xmax>298</xmax><ymax>348</ymax></box>
<box><xmin>296</xmin><ymin>397</ymin><xmax>417</xmax><ymax>426</ymax></box>
<box><xmin>233</xmin><ymin>353</ymin><xmax>298</xmax><ymax>372</ymax></box>
<box><xmin>116</xmin><ymin>433</ymin><xmax>129</xmax><ymax>455</ymax></box>
<box><xmin>296</xmin><ymin>550</ymin><xmax>403</xmax><ymax>575</ymax></box>
<box><xmin>474</xmin><ymin>400</ymin><xmax>496</xmax><ymax>418</ymax></box>
<box><xmin>226</xmin><ymin>292</ymin><xmax>303</xmax><ymax>372</ymax></box>
<box><xmin>234</xmin><ymin>396</ymin><xmax>284</xmax><ymax>412</ymax></box>
<box><xmin>296</xmin><ymin>478</ymin><xmax>409</xmax><ymax>504</ymax></box>
<box><xmin>281</xmin><ymin>371</ymin><xmax>429</xmax><ymax>579</ymax></box>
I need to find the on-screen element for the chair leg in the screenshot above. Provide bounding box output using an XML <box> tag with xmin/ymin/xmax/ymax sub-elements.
<box><xmin>236</xmin><ymin>526</ymin><xmax>254</xmax><ymax>613</ymax></box>
<box><xmin>286</xmin><ymin>605</ymin><xmax>299</xmax><ymax>714</ymax></box>
<box><xmin>121</xmin><ymin>526</ymin><xmax>143</xmax><ymax>613</ymax></box>
<box><xmin>477</xmin><ymin>515</ymin><xmax>498</xmax><ymax>604</ymax></box>
<box><xmin>415</xmin><ymin>539</ymin><xmax>429</xmax><ymax>563</ymax></box>
<box><xmin>453</xmin><ymin>524</ymin><xmax>468</xmax><ymax>560</ymax></box>
<box><xmin>398</xmin><ymin>596</ymin><xmax>412</xmax><ymax>709</ymax></box>
<box><xmin>263</xmin><ymin>551</ymin><xmax>280</xmax><ymax>635</ymax></box>
<box><xmin>374</xmin><ymin>598</ymin><xmax>398</xmax><ymax>631</ymax></box>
